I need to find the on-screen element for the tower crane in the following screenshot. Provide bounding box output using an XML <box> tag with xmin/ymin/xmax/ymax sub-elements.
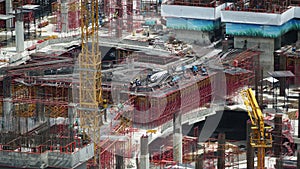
<box><xmin>241</xmin><ymin>88</ymin><xmax>272</xmax><ymax>169</ymax></box>
<box><xmin>78</xmin><ymin>0</ymin><xmax>103</xmax><ymax>166</ymax></box>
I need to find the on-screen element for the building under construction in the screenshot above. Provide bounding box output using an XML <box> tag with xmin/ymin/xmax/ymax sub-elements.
<box><xmin>0</xmin><ymin>0</ymin><xmax>298</xmax><ymax>169</ymax></box>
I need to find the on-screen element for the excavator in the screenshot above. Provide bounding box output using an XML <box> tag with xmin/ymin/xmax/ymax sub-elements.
<box><xmin>241</xmin><ymin>88</ymin><xmax>272</xmax><ymax>169</ymax></box>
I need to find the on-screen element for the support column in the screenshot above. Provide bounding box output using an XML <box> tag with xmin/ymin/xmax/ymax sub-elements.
<box><xmin>275</xmin><ymin>157</ymin><xmax>283</xmax><ymax>169</ymax></box>
<box><xmin>247</xmin><ymin>120</ymin><xmax>254</xmax><ymax>169</ymax></box>
<box><xmin>15</xmin><ymin>11</ymin><xmax>24</xmax><ymax>53</ymax></box>
<box><xmin>5</xmin><ymin>0</ymin><xmax>12</xmax><ymax>29</ymax></box>
<box><xmin>140</xmin><ymin>135</ymin><xmax>149</xmax><ymax>169</ymax></box>
<box><xmin>295</xmin><ymin>59</ymin><xmax>300</xmax><ymax>86</ymax></box>
<box><xmin>116</xmin><ymin>154</ymin><xmax>124</xmax><ymax>169</ymax></box>
<box><xmin>2</xmin><ymin>76</ymin><xmax>12</xmax><ymax>132</ymax></box>
<box><xmin>273</xmin><ymin>114</ymin><xmax>282</xmax><ymax>157</ymax></box>
<box><xmin>297</xmin><ymin>94</ymin><xmax>300</xmax><ymax>169</ymax></box>
<box><xmin>3</xmin><ymin>98</ymin><xmax>12</xmax><ymax>132</ymax></box>
<box><xmin>136</xmin><ymin>155</ymin><xmax>139</xmax><ymax>169</ymax></box>
<box><xmin>173</xmin><ymin>113</ymin><xmax>182</xmax><ymax>163</ymax></box>
<box><xmin>61</xmin><ymin>0</ymin><xmax>69</xmax><ymax>33</ymax></box>
<box><xmin>195</xmin><ymin>154</ymin><xmax>203</xmax><ymax>169</ymax></box>
<box><xmin>127</xmin><ymin>0</ymin><xmax>133</xmax><ymax>33</ymax></box>
<box><xmin>116</xmin><ymin>0</ymin><xmax>123</xmax><ymax>38</ymax></box>
<box><xmin>36</xmin><ymin>86</ymin><xmax>45</xmax><ymax>122</ymax></box>
<box><xmin>217</xmin><ymin>133</ymin><xmax>225</xmax><ymax>169</ymax></box>
<box><xmin>279</xmin><ymin>77</ymin><xmax>286</xmax><ymax>97</ymax></box>
<box><xmin>68</xmin><ymin>103</ymin><xmax>76</xmax><ymax>141</ymax></box>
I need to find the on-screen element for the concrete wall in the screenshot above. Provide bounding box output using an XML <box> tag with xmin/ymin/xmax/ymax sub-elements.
<box><xmin>173</xmin><ymin>30</ymin><xmax>212</xmax><ymax>45</ymax></box>
<box><xmin>234</xmin><ymin>36</ymin><xmax>275</xmax><ymax>76</ymax></box>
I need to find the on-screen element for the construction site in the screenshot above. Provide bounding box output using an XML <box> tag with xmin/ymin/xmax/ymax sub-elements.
<box><xmin>0</xmin><ymin>0</ymin><xmax>299</xmax><ymax>168</ymax></box>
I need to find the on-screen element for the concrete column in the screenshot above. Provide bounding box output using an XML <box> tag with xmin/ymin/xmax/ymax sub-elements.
<box><xmin>273</xmin><ymin>114</ymin><xmax>282</xmax><ymax>157</ymax></box>
<box><xmin>295</xmin><ymin>59</ymin><xmax>300</xmax><ymax>86</ymax></box>
<box><xmin>127</xmin><ymin>0</ymin><xmax>133</xmax><ymax>33</ymax></box>
<box><xmin>36</xmin><ymin>86</ymin><xmax>45</xmax><ymax>122</ymax></box>
<box><xmin>5</xmin><ymin>0</ymin><xmax>12</xmax><ymax>29</ymax></box>
<box><xmin>68</xmin><ymin>103</ymin><xmax>76</xmax><ymax>141</ymax></box>
<box><xmin>116</xmin><ymin>0</ymin><xmax>123</xmax><ymax>38</ymax></box>
<box><xmin>173</xmin><ymin>113</ymin><xmax>182</xmax><ymax>163</ymax></box>
<box><xmin>279</xmin><ymin>77</ymin><xmax>286</xmax><ymax>96</ymax></box>
<box><xmin>217</xmin><ymin>133</ymin><xmax>225</xmax><ymax>169</ymax></box>
<box><xmin>275</xmin><ymin>157</ymin><xmax>283</xmax><ymax>169</ymax></box>
<box><xmin>195</xmin><ymin>155</ymin><xmax>203</xmax><ymax>169</ymax></box>
<box><xmin>116</xmin><ymin>154</ymin><xmax>124</xmax><ymax>169</ymax></box>
<box><xmin>297</xmin><ymin>94</ymin><xmax>300</xmax><ymax>169</ymax></box>
<box><xmin>274</xmin><ymin>36</ymin><xmax>281</xmax><ymax>50</ymax></box>
<box><xmin>3</xmin><ymin>98</ymin><xmax>12</xmax><ymax>132</ymax></box>
<box><xmin>116</xmin><ymin>18</ymin><xmax>123</xmax><ymax>38</ymax></box>
<box><xmin>16</xmin><ymin>13</ymin><xmax>24</xmax><ymax>53</ymax></box>
<box><xmin>2</xmin><ymin>76</ymin><xmax>12</xmax><ymax>132</ymax></box>
<box><xmin>247</xmin><ymin>121</ymin><xmax>254</xmax><ymax>169</ymax></box>
<box><xmin>140</xmin><ymin>135</ymin><xmax>149</xmax><ymax>169</ymax></box>
<box><xmin>61</xmin><ymin>0</ymin><xmax>69</xmax><ymax>33</ymax></box>
<box><xmin>103</xmin><ymin>0</ymin><xmax>110</xmax><ymax>16</ymax></box>
<box><xmin>136</xmin><ymin>156</ymin><xmax>139</xmax><ymax>169</ymax></box>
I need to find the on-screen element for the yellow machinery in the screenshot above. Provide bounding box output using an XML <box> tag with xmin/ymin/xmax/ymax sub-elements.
<box><xmin>241</xmin><ymin>88</ymin><xmax>272</xmax><ymax>169</ymax></box>
<box><xmin>78</xmin><ymin>0</ymin><xmax>103</xmax><ymax>166</ymax></box>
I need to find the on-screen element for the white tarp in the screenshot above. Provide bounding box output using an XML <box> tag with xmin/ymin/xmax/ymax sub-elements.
<box><xmin>161</xmin><ymin>4</ymin><xmax>227</xmax><ymax>20</ymax></box>
<box><xmin>215</xmin><ymin>3</ymin><xmax>227</xmax><ymax>18</ymax></box>
<box><xmin>282</xmin><ymin>7</ymin><xmax>295</xmax><ymax>23</ymax></box>
<box><xmin>221</xmin><ymin>7</ymin><xmax>295</xmax><ymax>26</ymax></box>
<box><xmin>294</xmin><ymin>6</ymin><xmax>300</xmax><ymax>18</ymax></box>
<box><xmin>263</xmin><ymin>77</ymin><xmax>279</xmax><ymax>83</ymax></box>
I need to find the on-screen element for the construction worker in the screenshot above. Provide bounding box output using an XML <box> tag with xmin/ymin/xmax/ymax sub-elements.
<box><xmin>135</xmin><ymin>78</ymin><xmax>141</xmax><ymax>86</ymax></box>
<box><xmin>103</xmin><ymin>99</ymin><xmax>108</xmax><ymax>122</ymax></box>
<box><xmin>201</xmin><ymin>66</ymin><xmax>208</xmax><ymax>76</ymax></box>
<box><xmin>192</xmin><ymin>65</ymin><xmax>198</xmax><ymax>75</ymax></box>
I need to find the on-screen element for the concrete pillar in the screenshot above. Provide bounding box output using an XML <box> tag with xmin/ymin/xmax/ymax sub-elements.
<box><xmin>15</xmin><ymin>12</ymin><xmax>24</xmax><ymax>53</ymax></box>
<box><xmin>247</xmin><ymin>121</ymin><xmax>254</xmax><ymax>169</ymax></box>
<box><xmin>103</xmin><ymin>0</ymin><xmax>110</xmax><ymax>16</ymax></box>
<box><xmin>173</xmin><ymin>113</ymin><xmax>182</xmax><ymax>163</ymax></box>
<box><xmin>36</xmin><ymin>86</ymin><xmax>45</xmax><ymax>122</ymax></box>
<box><xmin>195</xmin><ymin>155</ymin><xmax>203</xmax><ymax>169</ymax></box>
<box><xmin>116</xmin><ymin>18</ymin><xmax>123</xmax><ymax>38</ymax></box>
<box><xmin>68</xmin><ymin>103</ymin><xmax>76</xmax><ymax>141</ymax></box>
<box><xmin>273</xmin><ymin>114</ymin><xmax>282</xmax><ymax>157</ymax></box>
<box><xmin>5</xmin><ymin>0</ymin><xmax>12</xmax><ymax>29</ymax></box>
<box><xmin>279</xmin><ymin>77</ymin><xmax>286</xmax><ymax>96</ymax></box>
<box><xmin>294</xmin><ymin>59</ymin><xmax>300</xmax><ymax>86</ymax></box>
<box><xmin>116</xmin><ymin>154</ymin><xmax>124</xmax><ymax>169</ymax></box>
<box><xmin>127</xmin><ymin>0</ymin><xmax>133</xmax><ymax>33</ymax></box>
<box><xmin>140</xmin><ymin>135</ymin><xmax>149</xmax><ymax>169</ymax></box>
<box><xmin>3</xmin><ymin>98</ymin><xmax>12</xmax><ymax>132</ymax></box>
<box><xmin>61</xmin><ymin>0</ymin><xmax>69</xmax><ymax>33</ymax></box>
<box><xmin>136</xmin><ymin>156</ymin><xmax>139</xmax><ymax>169</ymax></box>
<box><xmin>116</xmin><ymin>0</ymin><xmax>123</xmax><ymax>38</ymax></box>
<box><xmin>297</xmin><ymin>94</ymin><xmax>300</xmax><ymax>169</ymax></box>
<box><xmin>275</xmin><ymin>36</ymin><xmax>281</xmax><ymax>50</ymax></box>
<box><xmin>217</xmin><ymin>133</ymin><xmax>225</xmax><ymax>169</ymax></box>
<box><xmin>275</xmin><ymin>158</ymin><xmax>283</xmax><ymax>169</ymax></box>
<box><xmin>2</xmin><ymin>76</ymin><xmax>12</xmax><ymax>132</ymax></box>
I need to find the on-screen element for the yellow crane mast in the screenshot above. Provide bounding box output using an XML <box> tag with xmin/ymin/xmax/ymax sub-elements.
<box><xmin>78</xmin><ymin>0</ymin><xmax>103</xmax><ymax>166</ymax></box>
<box><xmin>241</xmin><ymin>88</ymin><xmax>272</xmax><ymax>169</ymax></box>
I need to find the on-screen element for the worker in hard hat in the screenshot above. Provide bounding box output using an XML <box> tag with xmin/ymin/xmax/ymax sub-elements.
<box><xmin>192</xmin><ymin>65</ymin><xmax>198</xmax><ymax>75</ymax></box>
<box><xmin>103</xmin><ymin>99</ymin><xmax>108</xmax><ymax>122</ymax></box>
